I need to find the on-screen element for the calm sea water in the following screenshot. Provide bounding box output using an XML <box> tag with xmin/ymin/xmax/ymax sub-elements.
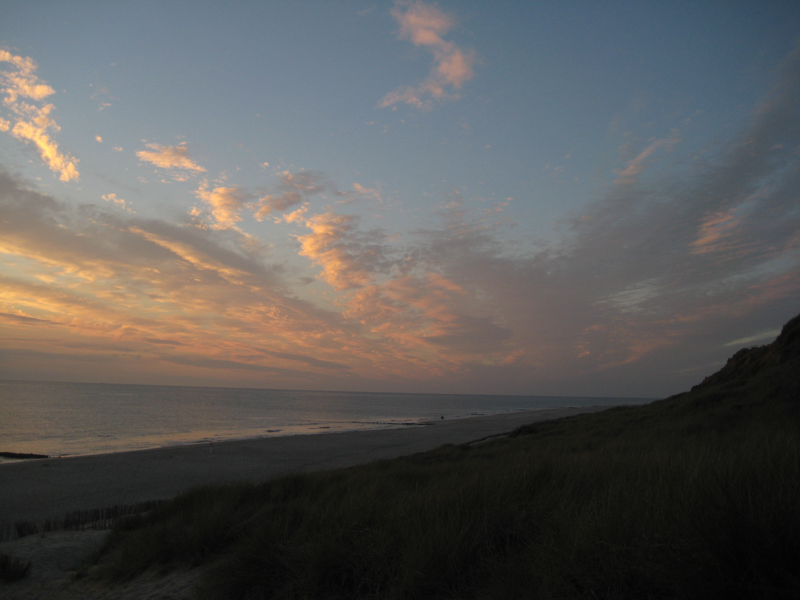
<box><xmin>0</xmin><ymin>380</ymin><xmax>652</xmax><ymax>460</ymax></box>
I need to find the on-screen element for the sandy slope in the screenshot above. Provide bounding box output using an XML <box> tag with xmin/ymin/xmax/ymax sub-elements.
<box><xmin>0</xmin><ymin>529</ymin><xmax>200</xmax><ymax>599</ymax></box>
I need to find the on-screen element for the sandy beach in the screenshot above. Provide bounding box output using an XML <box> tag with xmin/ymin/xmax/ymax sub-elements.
<box><xmin>1</xmin><ymin>407</ymin><xmax>605</xmax><ymax>525</ymax></box>
<box><xmin>0</xmin><ymin>407</ymin><xmax>607</xmax><ymax>599</ymax></box>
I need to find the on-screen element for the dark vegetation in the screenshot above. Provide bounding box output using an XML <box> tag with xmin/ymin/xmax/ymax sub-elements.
<box><xmin>0</xmin><ymin>501</ymin><xmax>166</xmax><ymax>543</ymax></box>
<box><xmin>89</xmin><ymin>313</ymin><xmax>800</xmax><ymax>599</ymax></box>
<box><xmin>0</xmin><ymin>552</ymin><xmax>32</xmax><ymax>583</ymax></box>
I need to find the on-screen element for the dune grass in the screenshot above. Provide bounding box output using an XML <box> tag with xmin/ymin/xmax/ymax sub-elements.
<box><xmin>0</xmin><ymin>552</ymin><xmax>32</xmax><ymax>583</ymax></box>
<box><xmin>88</xmin><ymin>383</ymin><xmax>800</xmax><ymax>600</ymax></box>
<box><xmin>0</xmin><ymin>500</ymin><xmax>166</xmax><ymax>543</ymax></box>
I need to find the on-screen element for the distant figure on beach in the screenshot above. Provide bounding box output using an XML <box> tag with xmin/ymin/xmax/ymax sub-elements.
<box><xmin>209</xmin><ymin>441</ymin><xmax>214</xmax><ymax>454</ymax></box>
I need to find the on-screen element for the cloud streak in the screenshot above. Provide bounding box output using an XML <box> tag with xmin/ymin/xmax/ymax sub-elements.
<box><xmin>0</xmin><ymin>50</ymin><xmax>79</xmax><ymax>181</ymax></box>
<box><xmin>136</xmin><ymin>143</ymin><xmax>206</xmax><ymax>173</ymax></box>
<box><xmin>0</xmin><ymin>169</ymin><xmax>350</xmax><ymax>379</ymax></box>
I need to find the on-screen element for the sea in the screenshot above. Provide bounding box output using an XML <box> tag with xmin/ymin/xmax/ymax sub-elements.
<box><xmin>0</xmin><ymin>380</ymin><xmax>653</xmax><ymax>461</ymax></box>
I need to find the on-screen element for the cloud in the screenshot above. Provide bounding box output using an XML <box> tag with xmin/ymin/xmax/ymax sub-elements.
<box><xmin>689</xmin><ymin>207</ymin><xmax>748</xmax><ymax>256</ymax></box>
<box><xmin>0</xmin><ymin>50</ymin><xmax>80</xmax><ymax>181</ymax></box>
<box><xmin>101</xmin><ymin>192</ymin><xmax>131</xmax><ymax>211</ymax></box>
<box><xmin>723</xmin><ymin>329</ymin><xmax>780</xmax><ymax>347</ymax></box>
<box><xmin>136</xmin><ymin>143</ymin><xmax>206</xmax><ymax>172</ymax></box>
<box><xmin>254</xmin><ymin>347</ymin><xmax>348</xmax><ymax>370</ymax></box>
<box><xmin>613</xmin><ymin>136</ymin><xmax>679</xmax><ymax>183</ymax></box>
<box><xmin>295</xmin><ymin>212</ymin><xmax>392</xmax><ymax>290</ymax></box>
<box><xmin>128</xmin><ymin>225</ymin><xmax>252</xmax><ymax>285</ymax></box>
<box><xmin>90</xmin><ymin>85</ymin><xmax>113</xmax><ymax>111</ymax></box>
<box><xmin>0</xmin><ymin>311</ymin><xmax>55</xmax><ymax>326</ymax></box>
<box><xmin>184</xmin><ymin>170</ymin><xmax>332</xmax><ymax>230</ymax></box>
<box><xmin>10</xmin><ymin>116</ymin><xmax>80</xmax><ymax>181</ymax></box>
<box><xmin>315</xmin><ymin>42</ymin><xmax>800</xmax><ymax>392</ymax></box>
<box><xmin>253</xmin><ymin>169</ymin><xmax>328</xmax><ymax>219</ymax></box>
<box><xmin>342</xmin><ymin>182</ymin><xmax>383</xmax><ymax>205</ymax></box>
<box><xmin>345</xmin><ymin>273</ymin><xmax>512</xmax><ymax>357</ymax></box>
<box><xmin>286</xmin><ymin>207</ymin><xmax>517</xmax><ymax>363</ymax></box>
<box><xmin>0</xmin><ymin>166</ymin><xmax>372</xmax><ymax>387</ymax></box>
<box><xmin>400</xmin><ymin>44</ymin><xmax>800</xmax><ymax>392</ymax></box>
<box><xmin>0</xmin><ymin>50</ymin><xmax>54</xmax><ymax>102</ymax></box>
<box><xmin>164</xmin><ymin>355</ymin><xmax>310</xmax><ymax>376</ymax></box>
<box><xmin>379</xmin><ymin>1</ymin><xmax>476</xmax><ymax>109</ymax></box>
<box><xmin>2</xmin><ymin>44</ymin><xmax>800</xmax><ymax>396</ymax></box>
<box><xmin>194</xmin><ymin>184</ymin><xmax>251</xmax><ymax>229</ymax></box>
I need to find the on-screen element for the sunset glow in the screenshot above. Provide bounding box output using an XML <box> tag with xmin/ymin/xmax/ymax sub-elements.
<box><xmin>1</xmin><ymin>2</ymin><xmax>799</xmax><ymax>396</ymax></box>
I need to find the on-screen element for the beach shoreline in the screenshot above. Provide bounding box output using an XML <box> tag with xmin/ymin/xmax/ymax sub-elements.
<box><xmin>2</xmin><ymin>380</ymin><xmax>649</xmax><ymax>460</ymax></box>
<box><xmin>0</xmin><ymin>407</ymin><xmax>615</xmax><ymax>600</ymax></box>
<box><xmin>0</xmin><ymin>406</ymin><xmax>609</xmax><ymax>527</ymax></box>
<box><xmin>0</xmin><ymin>406</ymin><xmax>556</xmax><ymax>464</ymax></box>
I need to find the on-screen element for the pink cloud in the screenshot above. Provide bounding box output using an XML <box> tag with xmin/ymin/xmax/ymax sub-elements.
<box><xmin>253</xmin><ymin>169</ymin><xmax>328</xmax><ymax>219</ymax></box>
<box><xmin>194</xmin><ymin>185</ymin><xmax>251</xmax><ymax>229</ymax></box>
<box><xmin>295</xmin><ymin>212</ymin><xmax>377</xmax><ymax>290</ymax></box>
<box><xmin>136</xmin><ymin>143</ymin><xmax>206</xmax><ymax>172</ymax></box>
<box><xmin>0</xmin><ymin>51</ymin><xmax>79</xmax><ymax>181</ymax></box>
<box><xmin>379</xmin><ymin>1</ymin><xmax>476</xmax><ymax>110</ymax></box>
<box><xmin>2</xmin><ymin>45</ymin><xmax>800</xmax><ymax>395</ymax></box>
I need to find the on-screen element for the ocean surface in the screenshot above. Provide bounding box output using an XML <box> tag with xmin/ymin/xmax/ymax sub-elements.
<box><xmin>0</xmin><ymin>380</ymin><xmax>653</xmax><ymax>460</ymax></box>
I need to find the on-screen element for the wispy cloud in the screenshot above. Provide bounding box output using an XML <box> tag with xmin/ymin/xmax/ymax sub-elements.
<box><xmin>723</xmin><ymin>329</ymin><xmax>780</xmax><ymax>347</ymax></box>
<box><xmin>101</xmin><ymin>192</ymin><xmax>132</xmax><ymax>212</ymax></box>
<box><xmin>2</xmin><ymin>45</ymin><xmax>799</xmax><ymax>396</ymax></box>
<box><xmin>89</xmin><ymin>84</ymin><xmax>113</xmax><ymax>111</ymax></box>
<box><xmin>0</xmin><ymin>167</ymin><xmax>361</xmax><ymax>387</ymax></box>
<box><xmin>253</xmin><ymin>169</ymin><xmax>328</xmax><ymax>219</ymax></box>
<box><xmin>185</xmin><ymin>169</ymin><xmax>332</xmax><ymax>231</ymax></box>
<box><xmin>346</xmin><ymin>273</ymin><xmax>512</xmax><ymax>358</ymax></box>
<box><xmin>0</xmin><ymin>50</ymin><xmax>80</xmax><ymax>181</ymax></box>
<box><xmin>295</xmin><ymin>212</ymin><xmax>395</xmax><ymax>290</ymax></box>
<box><xmin>379</xmin><ymin>1</ymin><xmax>476</xmax><ymax>110</ymax></box>
<box><xmin>136</xmin><ymin>142</ymin><xmax>206</xmax><ymax>173</ymax></box>
<box><xmin>315</xmin><ymin>44</ymin><xmax>800</xmax><ymax>391</ymax></box>
<box><xmin>613</xmin><ymin>136</ymin><xmax>679</xmax><ymax>183</ymax></box>
<box><xmin>344</xmin><ymin>182</ymin><xmax>383</xmax><ymax>205</ymax></box>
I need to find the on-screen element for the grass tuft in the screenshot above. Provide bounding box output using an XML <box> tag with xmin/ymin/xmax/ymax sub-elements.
<box><xmin>0</xmin><ymin>552</ymin><xmax>32</xmax><ymax>583</ymax></box>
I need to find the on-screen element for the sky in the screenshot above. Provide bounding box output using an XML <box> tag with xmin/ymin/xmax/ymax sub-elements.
<box><xmin>1</xmin><ymin>1</ymin><xmax>799</xmax><ymax>398</ymax></box>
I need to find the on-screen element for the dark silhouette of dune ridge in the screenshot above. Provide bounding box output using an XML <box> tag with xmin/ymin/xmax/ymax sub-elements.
<box><xmin>689</xmin><ymin>311</ymin><xmax>800</xmax><ymax>401</ymax></box>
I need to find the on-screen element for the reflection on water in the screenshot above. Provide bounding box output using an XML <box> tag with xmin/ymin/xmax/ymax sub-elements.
<box><xmin>0</xmin><ymin>380</ymin><xmax>652</xmax><ymax>458</ymax></box>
